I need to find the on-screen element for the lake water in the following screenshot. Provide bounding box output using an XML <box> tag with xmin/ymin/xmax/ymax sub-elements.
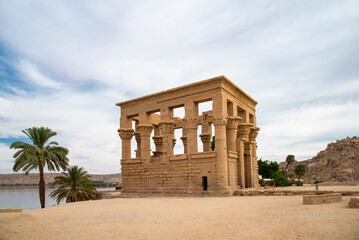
<box><xmin>0</xmin><ymin>186</ymin><xmax>115</xmax><ymax>210</ymax></box>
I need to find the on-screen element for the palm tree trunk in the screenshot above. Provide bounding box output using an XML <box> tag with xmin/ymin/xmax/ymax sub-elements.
<box><xmin>39</xmin><ymin>164</ymin><xmax>46</xmax><ymax>208</ymax></box>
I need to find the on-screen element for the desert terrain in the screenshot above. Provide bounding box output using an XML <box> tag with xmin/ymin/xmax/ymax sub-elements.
<box><xmin>0</xmin><ymin>185</ymin><xmax>358</xmax><ymax>240</ymax></box>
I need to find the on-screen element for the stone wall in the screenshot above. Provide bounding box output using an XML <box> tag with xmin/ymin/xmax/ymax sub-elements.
<box><xmin>303</xmin><ymin>193</ymin><xmax>342</xmax><ymax>204</ymax></box>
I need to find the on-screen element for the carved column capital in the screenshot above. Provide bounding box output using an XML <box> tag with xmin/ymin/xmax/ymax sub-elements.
<box><xmin>134</xmin><ymin>132</ymin><xmax>141</xmax><ymax>142</ymax></box>
<box><xmin>118</xmin><ymin>128</ymin><xmax>134</xmax><ymax>140</ymax></box>
<box><xmin>237</xmin><ymin>123</ymin><xmax>254</xmax><ymax>141</ymax></box>
<box><xmin>249</xmin><ymin>127</ymin><xmax>260</xmax><ymax>142</ymax></box>
<box><xmin>226</xmin><ymin>116</ymin><xmax>241</xmax><ymax>130</ymax></box>
<box><xmin>159</xmin><ymin>121</ymin><xmax>175</xmax><ymax>133</ymax></box>
<box><xmin>152</xmin><ymin>136</ymin><xmax>163</xmax><ymax>145</ymax></box>
<box><xmin>136</xmin><ymin>125</ymin><xmax>153</xmax><ymax>137</ymax></box>
<box><xmin>183</xmin><ymin>118</ymin><xmax>198</xmax><ymax>129</ymax></box>
<box><xmin>200</xmin><ymin>134</ymin><xmax>211</xmax><ymax>143</ymax></box>
<box><xmin>213</xmin><ymin>116</ymin><xmax>227</xmax><ymax>126</ymax></box>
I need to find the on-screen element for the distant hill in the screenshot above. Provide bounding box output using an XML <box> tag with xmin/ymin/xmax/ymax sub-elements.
<box><xmin>0</xmin><ymin>172</ymin><xmax>121</xmax><ymax>185</ymax></box>
<box><xmin>280</xmin><ymin>136</ymin><xmax>359</xmax><ymax>182</ymax></box>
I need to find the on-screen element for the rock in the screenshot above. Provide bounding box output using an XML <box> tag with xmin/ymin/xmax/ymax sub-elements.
<box><xmin>280</xmin><ymin>136</ymin><xmax>359</xmax><ymax>182</ymax></box>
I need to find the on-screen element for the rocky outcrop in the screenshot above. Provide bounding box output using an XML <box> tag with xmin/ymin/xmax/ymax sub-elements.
<box><xmin>280</xmin><ymin>136</ymin><xmax>359</xmax><ymax>182</ymax></box>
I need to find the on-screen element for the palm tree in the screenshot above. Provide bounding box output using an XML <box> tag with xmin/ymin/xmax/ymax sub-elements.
<box><xmin>295</xmin><ymin>164</ymin><xmax>307</xmax><ymax>184</ymax></box>
<box><xmin>10</xmin><ymin>127</ymin><xmax>69</xmax><ymax>208</ymax></box>
<box><xmin>285</xmin><ymin>154</ymin><xmax>295</xmax><ymax>175</ymax></box>
<box><xmin>50</xmin><ymin>165</ymin><xmax>96</xmax><ymax>204</ymax></box>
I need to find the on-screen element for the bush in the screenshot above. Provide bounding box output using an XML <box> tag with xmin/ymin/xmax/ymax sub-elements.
<box><xmin>259</xmin><ymin>179</ymin><xmax>266</xmax><ymax>187</ymax></box>
<box><xmin>272</xmin><ymin>170</ymin><xmax>292</xmax><ymax>186</ymax></box>
<box><xmin>282</xmin><ymin>178</ymin><xmax>292</xmax><ymax>186</ymax></box>
<box><xmin>296</xmin><ymin>181</ymin><xmax>303</xmax><ymax>186</ymax></box>
<box><xmin>314</xmin><ymin>180</ymin><xmax>323</xmax><ymax>184</ymax></box>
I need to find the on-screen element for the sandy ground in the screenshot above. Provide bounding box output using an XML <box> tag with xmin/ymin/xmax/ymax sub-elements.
<box><xmin>1</xmin><ymin>186</ymin><xmax>359</xmax><ymax>240</ymax></box>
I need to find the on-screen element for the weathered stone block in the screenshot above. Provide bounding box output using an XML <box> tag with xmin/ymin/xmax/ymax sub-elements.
<box><xmin>303</xmin><ymin>193</ymin><xmax>342</xmax><ymax>205</ymax></box>
<box><xmin>348</xmin><ymin>198</ymin><xmax>359</xmax><ymax>208</ymax></box>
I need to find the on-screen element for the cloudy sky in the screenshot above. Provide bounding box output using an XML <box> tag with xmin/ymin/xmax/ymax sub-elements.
<box><xmin>0</xmin><ymin>1</ymin><xmax>358</xmax><ymax>174</ymax></box>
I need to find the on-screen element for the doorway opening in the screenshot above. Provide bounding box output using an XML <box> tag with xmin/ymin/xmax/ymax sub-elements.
<box><xmin>202</xmin><ymin>176</ymin><xmax>208</xmax><ymax>191</ymax></box>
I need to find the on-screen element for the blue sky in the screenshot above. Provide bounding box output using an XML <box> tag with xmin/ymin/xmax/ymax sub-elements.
<box><xmin>0</xmin><ymin>0</ymin><xmax>358</xmax><ymax>174</ymax></box>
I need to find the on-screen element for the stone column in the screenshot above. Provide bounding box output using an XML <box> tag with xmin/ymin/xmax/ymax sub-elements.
<box><xmin>200</xmin><ymin>134</ymin><xmax>211</xmax><ymax>151</ymax></box>
<box><xmin>181</xmin><ymin>127</ymin><xmax>187</xmax><ymax>154</ymax></box>
<box><xmin>136</xmin><ymin>125</ymin><xmax>153</xmax><ymax>160</ymax></box>
<box><xmin>159</xmin><ymin>121</ymin><xmax>175</xmax><ymax>157</ymax></box>
<box><xmin>200</xmin><ymin>122</ymin><xmax>212</xmax><ymax>152</ymax></box>
<box><xmin>152</xmin><ymin>125</ymin><xmax>163</xmax><ymax>157</ymax></box>
<box><xmin>237</xmin><ymin>123</ymin><xmax>253</xmax><ymax>188</ymax></box>
<box><xmin>184</xmin><ymin>100</ymin><xmax>198</xmax><ymax>154</ymax></box>
<box><xmin>236</xmin><ymin>138</ymin><xmax>245</xmax><ymax>188</ymax></box>
<box><xmin>250</xmin><ymin>127</ymin><xmax>260</xmax><ymax>188</ymax></box>
<box><xmin>134</xmin><ymin>132</ymin><xmax>141</xmax><ymax>158</ymax></box>
<box><xmin>214</xmin><ymin>116</ymin><xmax>229</xmax><ymax>192</ymax></box>
<box><xmin>185</xmin><ymin>119</ymin><xmax>198</xmax><ymax>153</ymax></box>
<box><xmin>118</xmin><ymin>128</ymin><xmax>134</xmax><ymax>160</ymax></box>
<box><xmin>226</xmin><ymin>116</ymin><xmax>240</xmax><ymax>152</ymax></box>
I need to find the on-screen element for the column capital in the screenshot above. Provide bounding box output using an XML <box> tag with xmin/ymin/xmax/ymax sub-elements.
<box><xmin>249</xmin><ymin>127</ymin><xmax>260</xmax><ymax>141</ymax></box>
<box><xmin>136</xmin><ymin>124</ymin><xmax>153</xmax><ymax>137</ymax></box>
<box><xmin>226</xmin><ymin>116</ymin><xmax>241</xmax><ymax>130</ymax></box>
<box><xmin>118</xmin><ymin>128</ymin><xmax>134</xmax><ymax>140</ymax></box>
<box><xmin>183</xmin><ymin>118</ymin><xmax>198</xmax><ymax>129</ymax></box>
<box><xmin>213</xmin><ymin>116</ymin><xmax>227</xmax><ymax>126</ymax></box>
<box><xmin>200</xmin><ymin>133</ymin><xmax>211</xmax><ymax>143</ymax></box>
<box><xmin>159</xmin><ymin>121</ymin><xmax>174</xmax><ymax>133</ymax></box>
<box><xmin>237</xmin><ymin>123</ymin><xmax>254</xmax><ymax>140</ymax></box>
<box><xmin>134</xmin><ymin>132</ymin><xmax>141</xmax><ymax>142</ymax></box>
<box><xmin>152</xmin><ymin>136</ymin><xmax>163</xmax><ymax>145</ymax></box>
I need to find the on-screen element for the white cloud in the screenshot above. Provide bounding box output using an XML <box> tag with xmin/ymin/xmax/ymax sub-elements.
<box><xmin>0</xmin><ymin>143</ymin><xmax>14</xmax><ymax>172</ymax></box>
<box><xmin>16</xmin><ymin>59</ymin><xmax>62</xmax><ymax>89</ymax></box>
<box><xmin>0</xmin><ymin>0</ymin><xmax>358</xmax><ymax>173</ymax></box>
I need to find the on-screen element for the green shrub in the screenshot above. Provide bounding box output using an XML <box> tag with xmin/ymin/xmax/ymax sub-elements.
<box><xmin>258</xmin><ymin>179</ymin><xmax>266</xmax><ymax>187</ymax></box>
<box><xmin>314</xmin><ymin>180</ymin><xmax>323</xmax><ymax>184</ymax></box>
<box><xmin>282</xmin><ymin>178</ymin><xmax>292</xmax><ymax>186</ymax></box>
<box><xmin>296</xmin><ymin>181</ymin><xmax>303</xmax><ymax>186</ymax></box>
<box><xmin>272</xmin><ymin>170</ymin><xmax>292</xmax><ymax>186</ymax></box>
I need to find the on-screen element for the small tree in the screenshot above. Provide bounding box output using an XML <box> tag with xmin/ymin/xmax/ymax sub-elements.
<box><xmin>211</xmin><ymin>136</ymin><xmax>215</xmax><ymax>151</ymax></box>
<box><xmin>295</xmin><ymin>164</ymin><xmax>306</xmax><ymax>184</ymax></box>
<box><xmin>285</xmin><ymin>155</ymin><xmax>295</xmax><ymax>175</ymax></box>
<box><xmin>50</xmin><ymin>165</ymin><xmax>96</xmax><ymax>204</ymax></box>
<box><xmin>258</xmin><ymin>159</ymin><xmax>279</xmax><ymax>179</ymax></box>
<box><xmin>272</xmin><ymin>170</ymin><xmax>292</xmax><ymax>186</ymax></box>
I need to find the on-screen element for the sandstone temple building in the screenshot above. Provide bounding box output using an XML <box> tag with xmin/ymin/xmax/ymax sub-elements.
<box><xmin>116</xmin><ymin>76</ymin><xmax>260</xmax><ymax>196</ymax></box>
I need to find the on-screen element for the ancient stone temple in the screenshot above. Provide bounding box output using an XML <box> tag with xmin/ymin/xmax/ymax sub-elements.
<box><xmin>116</xmin><ymin>76</ymin><xmax>260</xmax><ymax>196</ymax></box>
